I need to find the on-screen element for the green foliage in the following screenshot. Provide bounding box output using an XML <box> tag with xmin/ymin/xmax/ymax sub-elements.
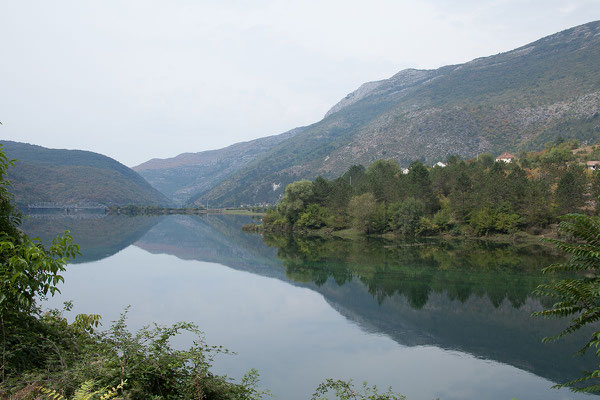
<box><xmin>555</xmin><ymin>166</ymin><xmax>586</xmax><ymax>214</ymax></box>
<box><xmin>0</xmin><ymin>233</ymin><xmax>79</xmax><ymax>313</ymax></box>
<box><xmin>533</xmin><ymin>213</ymin><xmax>600</xmax><ymax>392</ymax></box>
<box><xmin>10</xmin><ymin>307</ymin><xmax>270</xmax><ymax>400</ymax></box>
<box><xmin>41</xmin><ymin>379</ymin><xmax>126</xmax><ymax>400</ymax></box>
<box><xmin>0</xmin><ymin>146</ymin><xmax>21</xmax><ymax>237</ymax></box>
<box><xmin>296</xmin><ymin>204</ymin><xmax>329</xmax><ymax>230</ymax></box>
<box><xmin>477</xmin><ymin>153</ymin><xmax>494</xmax><ymax>169</ymax></box>
<box><xmin>348</xmin><ymin>193</ymin><xmax>377</xmax><ymax>234</ymax></box>
<box><xmin>542</xmin><ymin>145</ymin><xmax>574</xmax><ymax>164</ymax></box>
<box><xmin>312</xmin><ymin>379</ymin><xmax>405</xmax><ymax>400</ymax></box>
<box><xmin>470</xmin><ymin>207</ymin><xmax>496</xmax><ymax>236</ymax></box>
<box><xmin>261</xmin><ymin>148</ymin><xmax>598</xmax><ymax>238</ymax></box>
<box><xmin>431</xmin><ymin>207</ymin><xmax>453</xmax><ymax>232</ymax></box>
<box><xmin>389</xmin><ymin>198</ymin><xmax>425</xmax><ymax>236</ymax></box>
<box><xmin>364</xmin><ymin>160</ymin><xmax>401</xmax><ymax>204</ymax></box>
<box><xmin>470</xmin><ymin>206</ymin><xmax>522</xmax><ymax>235</ymax></box>
<box><xmin>261</xmin><ymin>209</ymin><xmax>290</xmax><ymax>233</ymax></box>
<box><xmin>277</xmin><ymin>180</ymin><xmax>314</xmax><ymax>224</ymax></box>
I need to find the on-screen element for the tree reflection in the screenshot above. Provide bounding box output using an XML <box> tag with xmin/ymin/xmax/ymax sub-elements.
<box><xmin>263</xmin><ymin>234</ymin><xmax>562</xmax><ymax>310</ymax></box>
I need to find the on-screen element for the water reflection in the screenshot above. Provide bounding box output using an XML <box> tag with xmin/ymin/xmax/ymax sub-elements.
<box><xmin>23</xmin><ymin>214</ymin><xmax>600</xmax><ymax>398</ymax></box>
<box><xmin>261</xmin><ymin>234</ymin><xmax>597</xmax><ymax>386</ymax></box>
<box><xmin>21</xmin><ymin>212</ymin><xmax>162</xmax><ymax>263</ymax></box>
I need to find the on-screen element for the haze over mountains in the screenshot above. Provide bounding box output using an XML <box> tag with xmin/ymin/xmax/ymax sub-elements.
<box><xmin>135</xmin><ymin>20</ymin><xmax>600</xmax><ymax>207</ymax></box>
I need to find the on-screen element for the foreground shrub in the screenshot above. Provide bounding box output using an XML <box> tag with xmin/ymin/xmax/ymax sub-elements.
<box><xmin>312</xmin><ymin>379</ymin><xmax>405</xmax><ymax>400</ymax></box>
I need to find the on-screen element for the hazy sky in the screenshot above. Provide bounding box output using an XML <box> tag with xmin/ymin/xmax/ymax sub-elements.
<box><xmin>1</xmin><ymin>1</ymin><xmax>599</xmax><ymax>166</ymax></box>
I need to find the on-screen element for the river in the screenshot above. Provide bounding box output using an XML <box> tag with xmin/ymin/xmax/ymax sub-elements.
<box><xmin>21</xmin><ymin>213</ymin><xmax>600</xmax><ymax>400</ymax></box>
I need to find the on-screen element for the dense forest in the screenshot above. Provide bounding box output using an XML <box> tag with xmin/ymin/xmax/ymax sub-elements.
<box><xmin>262</xmin><ymin>139</ymin><xmax>600</xmax><ymax>237</ymax></box>
<box><xmin>0</xmin><ymin>141</ymin><xmax>172</xmax><ymax>208</ymax></box>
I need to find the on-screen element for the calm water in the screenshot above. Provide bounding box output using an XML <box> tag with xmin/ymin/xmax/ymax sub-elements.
<box><xmin>22</xmin><ymin>213</ymin><xmax>600</xmax><ymax>400</ymax></box>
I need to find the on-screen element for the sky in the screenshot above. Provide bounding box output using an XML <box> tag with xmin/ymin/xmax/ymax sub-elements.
<box><xmin>1</xmin><ymin>1</ymin><xmax>600</xmax><ymax>167</ymax></box>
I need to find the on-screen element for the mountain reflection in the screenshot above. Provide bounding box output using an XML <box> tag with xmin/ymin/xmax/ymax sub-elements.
<box><xmin>20</xmin><ymin>212</ymin><xmax>162</xmax><ymax>263</ymax></box>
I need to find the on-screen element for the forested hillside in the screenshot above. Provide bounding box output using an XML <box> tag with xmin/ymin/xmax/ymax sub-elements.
<box><xmin>167</xmin><ymin>20</ymin><xmax>600</xmax><ymax>207</ymax></box>
<box><xmin>1</xmin><ymin>141</ymin><xmax>171</xmax><ymax>207</ymax></box>
<box><xmin>261</xmin><ymin>139</ymin><xmax>600</xmax><ymax>237</ymax></box>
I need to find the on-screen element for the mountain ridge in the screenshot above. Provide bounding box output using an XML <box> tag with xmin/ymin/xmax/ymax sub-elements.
<box><xmin>137</xmin><ymin>20</ymin><xmax>600</xmax><ymax>206</ymax></box>
<box><xmin>133</xmin><ymin>127</ymin><xmax>304</xmax><ymax>205</ymax></box>
<box><xmin>1</xmin><ymin>140</ymin><xmax>172</xmax><ymax>208</ymax></box>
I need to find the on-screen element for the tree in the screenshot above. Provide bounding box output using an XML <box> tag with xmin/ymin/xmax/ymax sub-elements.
<box><xmin>296</xmin><ymin>204</ymin><xmax>329</xmax><ymax>229</ymax></box>
<box><xmin>0</xmin><ymin>145</ymin><xmax>79</xmax><ymax>381</ymax></box>
<box><xmin>477</xmin><ymin>153</ymin><xmax>494</xmax><ymax>169</ymax></box>
<box><xmin>312</xmin><ymin>176</ymin><xmax>332</xmax><ymax>207</ymax></box>
<box><xmin>407</xmin><ymin>161</ymin><xmax>437</xmax><ymax>213</ymax></box>
<box><xmin>364</xmin><ymin>159</ymin><xmax>401</xmax><ymax>203</ymax></box>
<box><xmin>277</xmin><ymin>180</ymin><xmax>314</xmax><ymax>225</ymax></box>
<box><xmin>450</xmin><ymin>169</ymin><xmax>472</xmax><ymax>222</ymax></box>
<box><xmin>348</xmin><ymin>193</ymin><xmax>377</xmax><ymax>234</ymax></box>
<box><xmin>533</xmin><ymin>213</ymin><xmax>600</xmax><ymax>392</ymax></box>
<box><xmin>591</xmin><ymin>171</ymin><xmax>600</xmax><ymax>215</ymax></box>
<box><xmin>342</xmin><ymin>164</ymin><xmax>366</xmax><ymax>190</ymax></box>
<box><xmin>555</xmin><ymin>166</ymin><xmax>586</xmax><ymax>214</ymax></box>
<box><xmin>389</xmin><ymin>198</ymin><xmax>425</xmax><ymax>236</ymax></box>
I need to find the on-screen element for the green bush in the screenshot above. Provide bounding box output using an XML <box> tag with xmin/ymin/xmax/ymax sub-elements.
<box><xmin>261</xmin><ymin>209</ymin><xmax>290</xmax><ymax>232</ymax></box>
<box><xmin>348</xmin><ymin>193</ymin><xmax>378</xmax><ymax>234</ymax></box>
<box><xmin>494</xmin><ymin>212</ymin><xmax>522</xmax><ymax>234</ymax></box>
<box><xmin>432</xmin><ymin>207</ymin><xmax>453</xmax><ymax>232</ymax></box>
<box><xmin>368</xmin><ymin>203</ymin><xmax>388</xmax><ymax>234</ymax></box>
<box><xmin>470</xmin><ymin>207</ymin><xmax>496</xmax><ymax>236</ymax></box>
<box><xmin>389</xmin><ymin>198</ymin><xmax>425</xmax><ymax>236</ymax></box>
<box><xmin>417</xmin><ymin>216</ymin><xmax>437</xmax><ymax>235</ymax></box>
<box><xmin>296</xmin><ymin>204</ymin><xmax>329</xmax><ymax>229</ymax></box>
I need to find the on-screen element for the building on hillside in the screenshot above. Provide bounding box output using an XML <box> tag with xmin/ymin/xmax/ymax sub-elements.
<box><xmin>401</xmin><ymin>168</ymin><xmax>409</xmax><ymax>175</ymax></box>
<box><xmin>587</xmin><ymin>161</ymin><xmax>600</xmax><ymax>171</ymax></box>
<box><xmin>433</xmin><ymin>161</ymin><xmax>447</xmax><ymax>168</ymax></box>
<box><xmin>496</xmin><ymin>152</ymin><xmax>516</xmax><ymax>163</ymax></box>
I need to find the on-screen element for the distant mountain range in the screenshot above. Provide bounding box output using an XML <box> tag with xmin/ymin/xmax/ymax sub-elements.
<box><xmin>135</xmin><ymin>20</ymin><xmax>600</xmax><ymax>207</ymax></box>
<box><xmin>133</xmin><ymin>128</ymin><xmax>303</xmax><ymax>206</ymax></box>
<box><xmin>1</xmin><ymin>141</ymin><xmax>171</xmax><ymax>208</ymax></box>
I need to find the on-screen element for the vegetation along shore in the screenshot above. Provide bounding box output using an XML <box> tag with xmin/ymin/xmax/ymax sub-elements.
<box><xmin>256</xmin><ymin>139</ymin><xmax>600</xmax><ymax>241</ymax></box>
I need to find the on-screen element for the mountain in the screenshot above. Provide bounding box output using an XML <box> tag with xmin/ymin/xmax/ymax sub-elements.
<box><xmin>141</xmin><ymin>21</ymin><xmax>600</xmax><ymax>206</ymax></box>
<box><xmin>133</xmin><ymin>128</ymin><xmax>303</xmax><ymax>206</ymax></box>
<box><xmin>1</xmin><ymin>141</ymin><xmax>172</xmax><ymax>208</ymax></box>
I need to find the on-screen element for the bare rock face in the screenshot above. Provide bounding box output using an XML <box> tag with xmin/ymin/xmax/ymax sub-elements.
<box><xmin>324</xmin><ymin>69</ymin><xmax>435</xmax><ymax>119</ymax></box>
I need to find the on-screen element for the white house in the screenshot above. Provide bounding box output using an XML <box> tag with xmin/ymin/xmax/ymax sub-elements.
<box><xmin>433</xmin><ymin>161</ymin><xmax>447</xmax><ymax>168</ymax></box>
<box><xmin>496</xmin><ymin>152</ymin><xmax>516</xmax><ymax>163</ymax></box>
<box><xmin>587</xmin><ymin>161</ymin><xmax>600</xmax><ymax>171</ymax></box>
<box><xmin>401</xmin><ymin>168</ymin><xmax>409</xmax><ymax>175</ymax></box>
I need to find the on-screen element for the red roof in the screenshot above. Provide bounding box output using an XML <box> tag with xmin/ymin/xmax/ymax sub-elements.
<box><xmin>587</xmin><ymin>161</ymin><xmax>600</xmax><ymax>166</ymax></box>
<box><xmin>496</xmin><ymin>152</ymin><xmax>515</xmax><ymax>160</ymax></box>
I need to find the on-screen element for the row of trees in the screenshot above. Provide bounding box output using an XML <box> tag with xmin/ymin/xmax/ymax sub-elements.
<box><xmin>263</xmin><ymin>145</ymin><xmax>599</xmax><ymax>236</ymax></box>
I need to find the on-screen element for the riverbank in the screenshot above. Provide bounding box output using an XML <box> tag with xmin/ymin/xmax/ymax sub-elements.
<box><xmin>247</xmin><ymin>221</ymin><xmax>561</xmax><ymax>251</ymax></box>
<box><xmin>107</xmin><ymin>205</ymin><xmax>266</xmax><ymax>217</ymax></box>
